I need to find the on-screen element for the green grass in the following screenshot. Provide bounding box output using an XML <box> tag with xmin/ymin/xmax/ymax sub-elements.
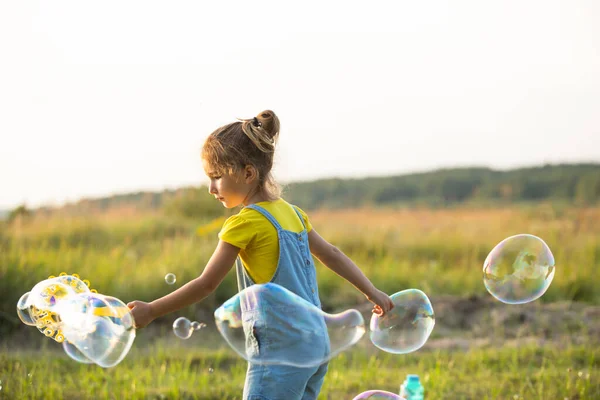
<box><xmin>1</xmin><ymin>204</ymin><xmax>599</xmax><ymax>398</ymax></box>
<box><xmin>0</xmin><ymin>340</ymin><xmax>597</xmax><ymax>399</ymax></box>
<box><xmin>2</xmin><ymin>205</ymin><xmax>599</xmax><ymax>320</ymax></box>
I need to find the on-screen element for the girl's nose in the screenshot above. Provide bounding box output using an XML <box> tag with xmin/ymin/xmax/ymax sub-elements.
<box><xmin>208</xmin><ymin>183</ymin><xmax>217</xmax><ymax>195</ymax></box>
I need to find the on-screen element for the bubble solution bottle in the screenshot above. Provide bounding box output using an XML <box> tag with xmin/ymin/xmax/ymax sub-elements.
<box><xmin>400</xmin><ymin>374</ymin><xmax>424</xmax><ymax>400</ymax></box>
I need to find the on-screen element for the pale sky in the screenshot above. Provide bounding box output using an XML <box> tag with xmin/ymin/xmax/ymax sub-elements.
<box><xmin>1</xmin><ymin>0</ymin><xmax>599</xmax><ymax>210</ymax></box>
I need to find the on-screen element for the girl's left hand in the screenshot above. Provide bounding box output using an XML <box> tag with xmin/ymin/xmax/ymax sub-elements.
<box><xmin>127</xmin><ymin>300</ymin><xmax>155</xmax><ymax>329</ymax></box>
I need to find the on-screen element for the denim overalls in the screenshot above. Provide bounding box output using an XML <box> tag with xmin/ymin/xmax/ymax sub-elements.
<box><xmin>238</xmin><ymin>204</ymin><xmax>329</xmax><ymax>400</ymax></box>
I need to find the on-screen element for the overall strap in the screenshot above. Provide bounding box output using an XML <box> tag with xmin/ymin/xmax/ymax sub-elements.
<box><xmin>235</xmin><ymin>257</ymin><xmax>252</xmax><ymax>291</ymax></box>
<box><xmin>291</xmin><ymin>205</ymin><xmax>307</xmax><ymax>230</ymax></box>
<box><xmin>244</xmin><ymin>204</ymin><xmax>284</xmax><ymax>231</ymax></box>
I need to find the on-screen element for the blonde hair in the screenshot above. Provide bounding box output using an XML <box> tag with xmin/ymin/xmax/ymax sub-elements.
<box><xmin>202</xmin><ymin>110</ymin><xmax>282</xmax><ymax>200</ymax></box>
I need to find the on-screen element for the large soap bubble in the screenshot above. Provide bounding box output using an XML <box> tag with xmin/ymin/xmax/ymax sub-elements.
<box><xmin>62</xmin><ymin>340</ymin><xmax>94</xmax><ymax>364</ymax></box>
<box><xmin>214</xmin><ymin>283</ymin><xmax>365</xmax><ymax>367</ymax></box>
<box><xmin>370</xmin><ymin>289</ymin><xmax>435</xmax><ymax>354</ymax></box>
<box><xmin>483</xmin><ymin>234</ymin><xmax>555</xmax><ymax>304</ymax></box>
<box><xmin>19</xmin><ymin>275</ymin><xmax>88</xmax><ymax>341</ymax></box>
<box><xmin>353</xmin><ymin>390</ymin><xmax>405</xmax><ymax>399</ymax></box>
<box><xmin>57</xmin><ymin>293</ymin><xmax>136</xmax><ymax>368</ymax></box>
<box><xmin>16</xmin><ymin>273</ymin><xmax>135</xmax><ymax>368</ymax></box>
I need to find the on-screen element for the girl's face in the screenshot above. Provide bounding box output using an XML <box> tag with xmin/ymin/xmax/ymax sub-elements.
<box><xmin>203</xmin><ymin>160</ymin><xmax>252</xmax><ymax>208</ymax></box>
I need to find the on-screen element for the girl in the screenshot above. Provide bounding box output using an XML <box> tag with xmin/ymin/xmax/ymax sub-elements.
<box><xmin>128</xmin><ymin>110</ymin><xmax>394</xmax><ymax>400</ymax></box>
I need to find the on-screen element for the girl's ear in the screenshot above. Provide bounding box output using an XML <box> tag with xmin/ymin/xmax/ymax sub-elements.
<box><xmin>244</xmin><ymin>165</ymin><xmax>258</xmax><ymax>183</ymax></box>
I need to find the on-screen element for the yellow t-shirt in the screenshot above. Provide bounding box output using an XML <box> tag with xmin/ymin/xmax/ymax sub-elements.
<box><xmin>218</xmin><ymin>198</ymin><xmax>313</xmax><ymax>283</ymax></box>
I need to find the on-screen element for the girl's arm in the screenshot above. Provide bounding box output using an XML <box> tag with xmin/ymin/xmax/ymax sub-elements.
<box><xmin>128</xmin><ymin>240</ymin><xmax>240</xmax><ymax>328</ymax></box>
<box><xmin>308</xmin><ymin>229</ymin><xmax>394</xmax><ymax>315</ymax></box>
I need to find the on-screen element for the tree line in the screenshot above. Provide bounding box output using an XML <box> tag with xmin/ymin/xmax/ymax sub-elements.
<box><xmin>6</xmin><ymin>163</ymin><xmax>599</xmax><ymax>221</ymax></box>
<box><xmin>284</xmin><ymin>163</ymin><xmax>600</xmax><ymax>209</ymax></box>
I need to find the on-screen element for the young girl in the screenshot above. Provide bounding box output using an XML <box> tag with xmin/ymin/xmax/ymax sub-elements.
<box><xmin>128</xmin><ymin>110</ymin><xmax>394</xmax><ymax>400</ymax></box>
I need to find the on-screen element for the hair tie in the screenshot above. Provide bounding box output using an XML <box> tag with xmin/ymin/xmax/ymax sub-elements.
<box><xmin>252</xmin><ymin>117</ymin><xmax>262</xmax><ymax>128</ymax></box>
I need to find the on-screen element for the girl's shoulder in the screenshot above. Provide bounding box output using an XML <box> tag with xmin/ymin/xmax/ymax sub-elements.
<box><xmin>221</xmin><ymin>212</ymin><xmax>251</xmax><ymax>232</ymax></box>
<box><xmin>241</xmin><ymin>199</ymin><xmax>313</xmax><ymax>232</ymax></box>
<box><xmin>219</xmin><ymin>212</ymin><xmax>256</xmax><ymax>249</ymax></box>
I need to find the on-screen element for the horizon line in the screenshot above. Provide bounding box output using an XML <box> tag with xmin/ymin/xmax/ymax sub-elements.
<box><xmin>2</xmin><ymin>161</ymin><xmax>599</xmax><ymax>212</ymax></box>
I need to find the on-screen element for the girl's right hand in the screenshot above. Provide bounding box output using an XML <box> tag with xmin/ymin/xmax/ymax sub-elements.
<box><xmin>366</xmin><ymin>289</ymin><xmax>395</xmax><ymax>317</ymax></box>
<box><xmin>127</xmin><ymin>300</ymin><xmax>155</xmax><ymax>329</ymax></box>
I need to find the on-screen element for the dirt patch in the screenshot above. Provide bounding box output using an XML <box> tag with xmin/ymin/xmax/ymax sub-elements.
<box><xmin>355</xmin><ymin>295</ymin><xmax>600</xmax><ymax>351</ymax></box>
<box><xmin>4</xmin><ymin>296</ymin><xmax>598</xmax><ymax>352</ymax></box>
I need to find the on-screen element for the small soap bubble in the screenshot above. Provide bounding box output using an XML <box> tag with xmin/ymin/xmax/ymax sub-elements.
<box><xmin>352</xmin><ymin>390</ymin><xmax>404</xmax><ymax>399</ymax></box>
<box><xmin>191</xmin><ymin>321</ymin><xmax>206</xmax><ymax>331</ymax></box>
<box><xmin>214</xmin><ymin>283</ymin><xmax>365</xmax><ymax>367</ymax></box>
<box><xmin>173</xmin><ymin>317</ymin><xmax>193</xmax><ymax>339</ymax></box>
<box><xmin>370</xmin><ymin>289</ymin><xmax>435</xmax><ymax>354</ymax></box>
<box><xmin>16</xmin><ymin>292</ymin><xmax>36</xmax><ymax>326</ymax></box>
<box><xmin>165</xmin><ymin>273</ymin><xmax>177</xmax><ymax>285</ymax></box>
<box><xmin>483</xmin><ymin>234</ymin><xmax>555</xmax><ymax>304</ymax></box>
<box><xmin>208</xmin><ymin>367</ymin><xmax>214</xmax><ymax>373</ymax></box>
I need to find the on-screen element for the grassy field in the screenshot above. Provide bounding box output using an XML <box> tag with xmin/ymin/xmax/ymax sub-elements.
<box><xmin>0</xmin><ymin>204</ymin><xmax>599</xmax><ymax>399</ymax></box>
<box><xmin>0</xmin><ymin>341</ymin><xmax>597</xmax><ymax>399</ymax></box>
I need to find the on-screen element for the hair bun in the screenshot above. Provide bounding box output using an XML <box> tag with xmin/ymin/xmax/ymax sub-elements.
<box><xmin>256</xmin><ymin>110</ymin><xmax>280</xmax><ymax>140</ymax></box>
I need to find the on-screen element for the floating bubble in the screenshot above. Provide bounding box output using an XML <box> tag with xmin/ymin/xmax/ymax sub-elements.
<box><xmin>353</xmin><ymin>390</ymin><xmax>405</xmax><ymax>400</ymax></box>
<box><xmin>214</xmin><ymin>283</ymin><xmax>365</xmax><ymax>367</ymax></box>
<box><xmin>370</xmin><ymin>289</ymin><xmax>435</xmax><ymax>354</ymax></box>
<box><xmin>173</xmin><ymin>317</ymin><xmax>193</xmax><ymax>339</ymax></box>
<box><xmin>483</xmin><ymin>234</ymin><xmax>555</xmax><ymax>304</ymax></box>
<box><xmin>16</xmin><ymin>274</ymin><xmax>135</xmax><ymax>368</ymax></box>
<box><xmin>165</xmin><ymin>273</ymin><xmax>177</xmax><ymax>285</ymax></box>
<box><xmin>191</xmin><ymin>321</ymin><xmax>206</xmax><ymax>331</ymax></box>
